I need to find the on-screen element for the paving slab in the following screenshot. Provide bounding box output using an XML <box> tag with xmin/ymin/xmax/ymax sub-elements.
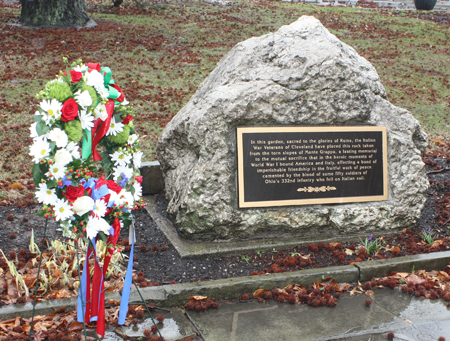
<box><xmin>186</xmin><ymin>288</ymin><xmax>450</xmax><ymax>341</ymax></box>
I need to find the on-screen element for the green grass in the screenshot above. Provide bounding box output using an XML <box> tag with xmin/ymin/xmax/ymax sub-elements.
<box><xmin>1</xmin><ymin>0</ymin><xmax>449</xmax><ymax>203</ymax></box>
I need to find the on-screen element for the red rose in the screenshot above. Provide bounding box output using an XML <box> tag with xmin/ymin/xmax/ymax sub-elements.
<box><xmin>106</xmin><ymin>180</ymin><xmax>123</xmax><ymax>194</ymax></box>
<box><xmin>64</xmin><ymin>185</ymin><xmax>85</xmax><ymax>202</ymax></box>
<box><xmin>135</xmin><ymin>176</ymin><xmax>143</xmax><ymax>185</ymax></box>
<box><xmin>61</xmin><ymin>98</ymin><xmax>79</xmax><ymax>122</ymax></box>
<box><xmin>63</xmin><ymin>70</ymin><xmax>82</xmax><ymax>83</ymax></box>
<box><xmin>121</xmin><ymin>115</ymin><xmax>133</xmax><ymax>125</ymax></box>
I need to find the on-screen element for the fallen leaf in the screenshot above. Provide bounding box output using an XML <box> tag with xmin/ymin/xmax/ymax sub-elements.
<box><xmin>8</xmin><ymin>183</ymin><xmax>23</xmax><ymax>189</ymax></box>
<box><xmin>365</xmin><ymin>290</ymin><xmax>375</xmax><ymax>296</ymax></box>
<box><xmin>345</xmin><ymin>248</ymin><xmax>354</xmax><ymax>255</ymax></box>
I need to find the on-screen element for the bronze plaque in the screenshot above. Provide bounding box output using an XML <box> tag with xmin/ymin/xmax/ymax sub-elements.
<box><xmin>237</xmin><ymin>126</ymin><xmax>388</xmax><ymax>208</ymax></box>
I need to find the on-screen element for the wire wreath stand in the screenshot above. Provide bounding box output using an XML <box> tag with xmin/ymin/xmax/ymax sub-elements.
<box><xmin>27</xmin><ymin>218</ymin><xmax>165</xmax><ymax>341</ymax></box>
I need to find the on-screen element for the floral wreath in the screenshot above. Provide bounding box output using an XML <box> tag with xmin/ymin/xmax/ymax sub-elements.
<box><xmin>29</xmin><ymin>59</ymin><xmax>144</xmax><ymax>244</ymax></box>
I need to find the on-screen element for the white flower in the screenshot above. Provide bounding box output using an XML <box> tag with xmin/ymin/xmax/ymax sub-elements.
<box><xmin>72</xmin><ymin>196</ymin><xmax>94</xmax><ymax>216</ymax></box>
<box><xmin>127</xmin><ymin>134</ymin><xmax>138</xmax><ymax>145</ymax></box>
<box><xmin>119</xmin><ymin>189</ymin><xmax>134</xmax><ymax>207</ymax></box>
<box><xmin>53</xmin><ymin>198</ymin><xmax>74</xmax><ymax>222</ymax></box>
<box><xmin>73</xmin><ymin>64</ymin><xmax>89</xmax><ymax>73</ymax></box>
<box><xmin>29</xmin><ymin>137</ymin><xmax>51</xmax><ymax>163</ymax></box>
<box><xmin>84</xmin><ymin>70</ymin><xmax>109</xmax><ymax>99</ymax></box>
<box><xmin>74</xmin><ymin>89</ymin><xmax>93</xmax><ymax>108</ymax></box>
<box><xmin>85</xmin><ymin>216</ymin><xmax>100</xmax><ymax>239</ymax></box>
<box><xmin>133</xmin><ymin>151</ymin><xmax>143</xmax><ymax>169</ymax></box>
<box><xmin>48</xmin><ymin>128</ymin><xmax>68</xmax><ymax>148</ymax></box>
<box><xmin>120</xmin><ymin>98</ymin><xmax>129</xmax><ymax>106</ymax></box>
<box><xmin>108</xmin><ymin>191</ymin><xmax>122</xmax><ymax>207</ymax></box>
<box><xmin>79</xmin><ymin>110</ymin><xmax>95</xmax><ymax>130</ymax></box>
<box><xmin>86</xmin><ymin>216</ymin><xmax>111</xmax><ymax>239</ymax></box>
<box><xmin>39</xmin><ymin>99</ymin><xmax>62</xmax><ymax>125</ymax></box>
<box><xmin>113</xmin><ymin>165</ymin><xmax>134</xmax><ymax>181</ymax></box>
<box><xmin>94</xmin><ymin>103</ymin><xmax>108</xmax><ymax>121</ymax></box>
<box><xmin>111</xmin><ymin>150</ymin><xmax>132</xmax><ymax>166</ymax></box>
<box><xmin>66</xmin><ymin>142</ymin><xmax>81</xmax><ymax>159</ymax></box>
<box><xmin>93</xmin><ymin>199</ymin><xmax>107</xmax><ymax>218</ymax></box>
<box><xmin>46</xmin><ymin>163</ymin><xmax>67</xmax><ymax>180</ymax></box>
<box><xmin>54</xmin><ymin>148</ymin><xmax>73</xmax><ymax>166</ymax></box>
<box><xmin>30</xmin><ymin>122</ymin><xmax>39</xmax><ymax>139</ymax></box>
<box><xmin>35</xmin><ymin>183</ymin><xmax>58</xmax><ymax>205</ymax></box>
<box><xmin>132</xmin><ymin>182</ymin><xmax>142</xmax><ymax>201</ymax></box>
<box><xmin>106</xmin><ymin>117</ymin><xmax>124</xmax><ymax>136</ymax></box>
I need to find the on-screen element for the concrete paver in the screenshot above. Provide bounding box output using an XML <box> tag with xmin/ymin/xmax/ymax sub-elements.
<box><xmin>186</xmin><ymin>288</ymin><xmax>450</xmax><ymax>341</ymax></box>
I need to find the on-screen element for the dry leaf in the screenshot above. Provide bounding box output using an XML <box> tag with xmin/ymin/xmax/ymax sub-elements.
<box><xmin>365</xmin><ymin>290</ymin><xmax>375</xmax><ymax>296</ymax></box>
<box><xmin>8</xmin><ymin>183</ymin><xmax>24</xmax><ymax>189</ymax></box>
<box><xmin>345</xmin><ymin>248</ymin><xmax>354</xmax><ymax>255</ymax></box>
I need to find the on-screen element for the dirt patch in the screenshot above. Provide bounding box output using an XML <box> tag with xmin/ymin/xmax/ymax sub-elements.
<box><xmin>1</xmin><ymin>152</ymin><xmax>450</xmax><ymax>286</ymax></box>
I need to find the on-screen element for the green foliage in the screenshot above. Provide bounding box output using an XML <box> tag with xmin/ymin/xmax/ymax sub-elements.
<box><xmin>360</xmin><ymin>235</ymin><xmax>380</xmax><ymax>254</ymax></box>
<box><xmin>420</xmin><ymin>229</ymin><xmax>435</xmax><ymax>245</ymax></box>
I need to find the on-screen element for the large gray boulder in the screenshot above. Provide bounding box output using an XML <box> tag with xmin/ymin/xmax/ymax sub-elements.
<box><xmin>156</xmin><ymin>16</ymin><xmax>428</xmax><ymax>241</ymax></box>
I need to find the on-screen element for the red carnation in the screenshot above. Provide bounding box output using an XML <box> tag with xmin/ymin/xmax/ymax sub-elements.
<box><xmin>106</xmin><ymin>180</ymin><xmax>123</xmax><ymax>193</ymax></box>
<box><xmin>61</xmin><ymin>98</ymin><xmax>79</xmax><ymax>122</ymax></box>
<box><xmin>64</xmin><ymin>185</ymin><xmax>85</xmax><ymax>202</ymax></box>
<box><xmin>135</xmin><ymin>176</ymin><xmax>143</xmax><ymax>185</ymax></box>
<box><xmin>63</xmin><ymin>70</ymin><xmax>82</xmax><ymax>83</ymax></box>
<box><xmin>122</xmin><ymin>115</ymin><xmax>133</xmax><ymax>125</ymax></box>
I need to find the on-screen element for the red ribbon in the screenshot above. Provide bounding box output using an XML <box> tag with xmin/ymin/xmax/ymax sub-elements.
<box><xmin>91</xmin><ymin>99</ymin><xmax>114</xmax><ymax>161</ymax></box>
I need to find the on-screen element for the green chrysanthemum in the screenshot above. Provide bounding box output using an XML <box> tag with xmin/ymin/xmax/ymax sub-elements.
<box><xmin>107</xmin><ymin>125</ymin><xmax>130</xmax><ymax>145</ymax></box>
<box><xmin>47</xmin><ymin>81</ymin><xmax>73</xmax><ymax>103</ymax></box>
<box><xmin>64</xmin><ymin>119</ymin><xmax>83</xmax><ymax>142</ymax></box>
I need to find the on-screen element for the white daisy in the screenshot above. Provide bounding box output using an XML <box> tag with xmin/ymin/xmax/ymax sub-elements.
<box><xmin>111</xmin><ymin>150</ymin><xmax>132</xmax><ymax>166</ymax></box>
<box><xmin>53</xmin><ymin>198</ymin><xmax>74</xmax><ymax>222</ymax></box>
<box><xmin>79</xmin><ymin>110</ymin><xmax>95</xmax><ymax>130</ymax></box>
<box><xmin>39</xmin><ymin>99</ymin><xmax>62</xmax><ymax>125</ymax></box>
<box><xmin>113</xmin><ymin>165</ymin><xmax>133</xmax><ymax>181</ymax></box>
<box><xmin>106</xmin><ymin>117</ymin><xmax>124</xmax><ymax>136</ymax></box>
<box><xmin>127</xmin><ymin>134</ymin><xmax>138</xmax><ymax>145</ymax></box>
<box><xmin>74</xmin><ymin>89</ymin><xmax>93</xmax><ymax>108</ymax></box>
<box><xmin>93</xmin><ymin>199</ymin><xmax>107</xmax><ymax>218</ymax></box>
<box><xmin>133</xmin><ymin>151</ymin><xmax>143</xmax><ymax>169</ymax></box>
<box><xmin>35</xmin><ymin>183</ymin><xmax>58</xmax><ymax>205</ymax></box>
<box><xmin>46</xmin><ymin>163</ymin><xmax>67</xmax><ymax>180</ymax></box>
<box><xmin>132</xmin><ymin>182</ymin><xmax>142</xmax><ymax>201</ymax></box>
<box><xmin>94</xmin><ymin>103</ymin><xmax>108</xmax><ymax>121</ymax></box>
<box><xmin>120</xmin><ymin>98</ymin><xmax>129</xmax><ymax>106</ymax></box>
<box><xmin>66</xmin><ymin>142</ymin><xmax>81</xmax><ymax>159</ymax></box>
<box><xmin>54</xmin><ymin>148</ymin><xmax>73</xmax><ymax>166</ymax></box>
<box><xmin>30</xmin><ymin>122</ymin><xmax>39</xmax><ymax>139</ymax></box>
<box><xmin>48</xmin><ymin>128</ymin><xmax>68</xmax><ymax>148</ymax></box>
<box><xmin>29</xmin><ymin>137</ymin><xmax>51</xmax><ymax>163</ymax></box>
<box><xmin>108</xmin><ymin>190</ymin><xmax>122</xmax><ymax>207</ymax></box>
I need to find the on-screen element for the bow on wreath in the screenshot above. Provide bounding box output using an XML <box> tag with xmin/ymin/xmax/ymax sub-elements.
<box><xmin>81</xmin><ymin>63</ymin><xmax>125</xmax><ymax>161</ymax></box>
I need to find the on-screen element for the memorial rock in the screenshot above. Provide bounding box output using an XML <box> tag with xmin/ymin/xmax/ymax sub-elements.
<box><xmin>156</xmin><ymin>16</ymin><xmax>428</xmax><ymax>241</ymax></box>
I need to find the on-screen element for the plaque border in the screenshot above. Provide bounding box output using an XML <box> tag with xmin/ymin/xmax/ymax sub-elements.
<box><xmin>237</xmin><ymin>126</ymin><xmax>388</xmax><ymax>208</ymax></box>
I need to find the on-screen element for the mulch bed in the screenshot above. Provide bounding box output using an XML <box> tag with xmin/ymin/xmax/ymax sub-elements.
<box><xmin>1</xmin><ymin>150</ymin><xmax>450</xmax><ymax>286</ymax></box>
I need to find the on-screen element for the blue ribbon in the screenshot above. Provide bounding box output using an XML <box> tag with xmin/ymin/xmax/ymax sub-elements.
<box><xmin>118</xmin><ymin>223</ymin><xmax>135</xmax><ymax>325</ymax></box>
<box><xmin>77</xmin><ymin>247</ymin><xmax>89</xmax><ymax>322</ymax></box>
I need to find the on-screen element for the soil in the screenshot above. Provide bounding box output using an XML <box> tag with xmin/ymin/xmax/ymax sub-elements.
<box><xmin>2</xmin><ymin>151</ymin><xmax>450</xmax><ymax>286</ymax></box>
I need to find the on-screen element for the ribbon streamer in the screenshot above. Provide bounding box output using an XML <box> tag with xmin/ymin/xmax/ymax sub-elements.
<box><xmin>119</xmin><ymin>221</ymin><xmax>135</xmax><ymax>325</ymax></box>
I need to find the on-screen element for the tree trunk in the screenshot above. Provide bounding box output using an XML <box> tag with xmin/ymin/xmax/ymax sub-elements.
<box><xmin>20</xmin><ymin>0</ymin><xmax>91</xmax><ymax>27</ymax></box>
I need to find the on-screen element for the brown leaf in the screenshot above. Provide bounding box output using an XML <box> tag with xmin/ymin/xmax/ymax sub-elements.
<box><xmin>345</xmin><ymin>249</ymin><xmax>354</xmax><ymax>255</ymax></box>
<box><xmin>9</xmin><ymin>183</ymin><xmax>24</xmax><ymax>190</ymax></box>
<box><xmin>365</xmin><ymin>290</ymin><xmax>375</xmax><ymax>296</ymax></box>
<box><xmin>54</xmin><ymin>306</ymin><xmax>66</xmax><ymax>314</ymax></box>
<box><xmin>67</xmin><ymin>321</ymin><xmax>84</xmax><ymax>332</ymax></box>
<box><xmin>336</xmin><ymin>283</ymin><xmax>351</xmax><ymax>292</ymax></box>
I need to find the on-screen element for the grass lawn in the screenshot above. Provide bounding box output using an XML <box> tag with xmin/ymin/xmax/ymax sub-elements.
<box><xmin>0</xmin><ymin>0</ymin><xmax>449</xmax><ymax>204</ymax></box>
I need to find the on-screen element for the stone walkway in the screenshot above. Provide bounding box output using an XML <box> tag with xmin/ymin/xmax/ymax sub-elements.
<box><xmin>100</xmin><ymin>288</ymin><xmax>450</xmax><ymax>340</ymax></box>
